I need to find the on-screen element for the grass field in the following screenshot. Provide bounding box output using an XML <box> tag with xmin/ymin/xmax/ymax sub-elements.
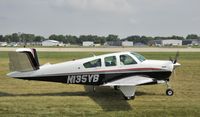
<box><xmin>0</xmin><ymin>51</ymin><xmax>200</xmax><ymax>117</ymax></box>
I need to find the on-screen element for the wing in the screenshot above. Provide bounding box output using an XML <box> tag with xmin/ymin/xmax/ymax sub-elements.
<box><xmin>102</xmin><ymin>76</ymin><xmax>156</xmax><ymax>99</ymax></box>
<box><xmin>103</xmin><ymin>75</ymin><xmax>156</xmax><ymax>86</ymax></box>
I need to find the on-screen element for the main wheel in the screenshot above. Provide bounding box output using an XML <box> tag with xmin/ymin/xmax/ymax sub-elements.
<box><xmin>166</xmin><ymin>89</ymin><xmax>174</xmax><ymax>96</ymax></box>
<box><xmin>114</xmin><ymin>86</ymin><xmax>120</xmax><ymax>90</ymax></box>
<box><xmin>123</xmin><ymin>96</ymin><xmax>135</xmax><ymax>100</ymax></box>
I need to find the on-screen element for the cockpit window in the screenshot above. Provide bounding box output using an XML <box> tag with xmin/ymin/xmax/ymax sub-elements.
<box><xmin>105</xmin><ymin>56</ymin><xmax>117</xmax><ymax>66</ymax></box>
<box><xmin>131</xmin><ymin>52</ymin><xmax>146</xmax><ymax>62</ymax></box>
<box><xmin>120</xmin><ymin>54</ymin><xmax>137</xmax><ymax>65</ymax></box>
<box><xmin>83</xmin><ymin>59</ymin><xmax>101</xmax><ymax>68</ymax></box>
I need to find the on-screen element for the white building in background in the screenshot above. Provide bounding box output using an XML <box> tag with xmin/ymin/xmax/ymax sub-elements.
<box><xmin>42</xmin><ymin>40</ymin><xmax>60</xmax><ymax>46</ymax></box>
<box><xmin>94</xmin><ymin>44</ymin><xmax>101</xmax><ymax>47</ymax></box>
<box><xmin>162</xmin><ymin>39</ymin><xmax>182</xmax><ymax>46</ymax></box>
<box><xmin>191</xmin><ymin>39</ymin><xmax>200</xmax><ymax>46</ymax></box>
<box><xmin>0</xmin><ymin>42</ymin><xmax>7</xmax><ymax>46</ymax></box>
<box><xmin>122</xmin><ymin>41</ymin><xmax>133</xmax><ymax>46</ymax></box>
<box><xmin>82</xmin><ymin>41</ymin><xmax>94</xmax><ymax>46</ymax></box>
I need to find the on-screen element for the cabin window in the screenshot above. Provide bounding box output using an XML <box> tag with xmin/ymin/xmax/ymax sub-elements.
<box><xmin>131</xmin><ymin>52</ymin><xmax>146</xmax><ymax>62</ymax></box>
<box><xmin>83</xmin><ymin>59</ymin><xmax>101</xmax><ymax>68</ymax></box>
<box><xmin>105</xmin><ymin>56</ymin><xmax>117</xmax><ymax>66</ymax></box>
<box><xmin>120</xmin><ymin>54</ymin><xmax>137</xmax><ymax>65</ymax></box>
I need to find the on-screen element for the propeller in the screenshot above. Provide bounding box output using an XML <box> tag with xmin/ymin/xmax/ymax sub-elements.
<box><xmin>173</xmin><ymin>51</ymin><xmax>179</xmax><ymax>64</ymax></box>
<box><xmin>169</xmin><ymin>51</ymin><xmax>180</xmax><ymax>79</ymax></box>
<box><xmin>169</xmin><ymin>56</ymin><xmax>173</xmax><ymax>63</ymax></box>
<box><xmin>169</xmin><ymin>51</ymin><xmax>179</xmax><ymax>64</ymax></box>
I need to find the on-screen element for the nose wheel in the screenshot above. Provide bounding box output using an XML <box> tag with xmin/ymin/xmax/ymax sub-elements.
<box><xmin>165</xmin><ymin>81</ymin><xmax>174</xmax><ymax>96</ymax></box>
<box><xmin>166</xmin><ymin>88</ymin><xmax>174</xmax><ymax>96</ymax></box>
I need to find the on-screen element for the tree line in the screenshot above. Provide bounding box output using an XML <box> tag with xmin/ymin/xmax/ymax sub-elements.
<box><xmin>0</xmin><ymin>33</ymin><xmax>200</xmax><ymax>45</ymax></box>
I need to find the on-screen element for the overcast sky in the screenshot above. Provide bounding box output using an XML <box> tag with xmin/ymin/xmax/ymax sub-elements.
<box><xmin>0</xmin><ymin>0</ymin><xmax>200</xmax><ymax>38</ymax></box>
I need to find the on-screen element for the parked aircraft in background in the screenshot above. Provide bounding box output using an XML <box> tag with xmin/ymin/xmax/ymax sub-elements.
<box><xmin>7</xmin><ymin>48</ymin><xmax>180</xmax><ymax>100</ymax></box>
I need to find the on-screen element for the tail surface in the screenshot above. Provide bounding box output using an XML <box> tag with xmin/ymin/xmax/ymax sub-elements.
<box><xmin>9</xmin><ymin>48</ymin><xmax>40</xmax><ymax>72</ymax></box>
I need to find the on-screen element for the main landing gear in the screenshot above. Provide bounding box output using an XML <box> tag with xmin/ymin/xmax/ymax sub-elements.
<box><xmin>165</xmin><ymin>81</ymin><xmax>174</xmax><ymax>96</ymax></box>
<box><xmin>123</xmin><ymin>95</ymin><xmax>135</xmax><ymax>100</ymax></box>
<box><xmin>118</xmin><ymin>86</ymin><xmax>136</xmax><ymax>100</ymax></box>
<box><xmin>92</xmin><ymin>85</ymin><xmax>96</xmax><ymax>92</ymax></box>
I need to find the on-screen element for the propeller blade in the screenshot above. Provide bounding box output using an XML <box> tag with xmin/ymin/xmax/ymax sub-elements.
<box><xmin>173</xmin><ymin>51</ymin><xmax>179</xmax><ymax>64</ymax></box>
<box><xmin>169</xmin><ymin>56</ymin><xmax>174</xmax><ymax>63</ymax></box>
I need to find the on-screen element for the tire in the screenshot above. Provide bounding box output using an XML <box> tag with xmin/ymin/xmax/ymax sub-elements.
<box><xmin>123</xmin><ymin>96</ymin><xmax>135</xmax><ymax>100</ymax></box>
<box><xmin>114</xmin><ymin>86</ymin><xmax>120</xmax><ymax>90</ymax></box>
<box><xmin>166</xmin><ymin>89</ymin><xmax>174</xmax><ymax>96</ymax></box>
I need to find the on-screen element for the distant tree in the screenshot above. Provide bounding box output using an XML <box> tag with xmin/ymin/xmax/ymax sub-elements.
<box><xmin>85</xmin><ymin>35</ymin><xmax>93</xmax><ymax>41</ymax></box>
<box><xmin>126</xmin><ymin>35</ymin><xmax>140</xmax><ymax>41</ymax></box>
<box><xmin>170</xmin><ymin>35</ymin><xmax>184</xmax><ymax>40</ymax></box>
<box><xmin>49</xmin><ymin>34</ymin><xmax>57</xmax><ymax>40</ymax></box>
<box><xmin>5</xmin><ymin>33</ymin><xmax>200</xmax><ymax>45</ymax></box>
<box><xmin>35</xmin><ymin>36</ymin><xmax>44</xmax><ymax>42</ymax></box>
<box><xmin>124</xmin><ymin>35</ymin><xmax>154</xmax><ymax>44</ymax></box>
<box><xmin>19</xmin><ymin>33</ymin><xmax>35</xmax><ymax>46</ymax></box>
<box><xmin>11</xmin><ymin>33</ymin><xmax>19</xmax><ymax>42</ymax></box>
<box><xmin>57</xmin><ymin>35</ymin><xmax>66</xmax><ymax>42</ymax></box>
<box><xmin>125</xmin><ymin>35</ymin><xmax>140</xmax><ymax>43</ymax></box>
<box><xmin>186</xmin><ymin>34</ymin><xmax>199</xmax><ymax>39</ymax></box>
<box><xmin>4</xmin><ymin>35</ymin><xmax>12</xmax><ymax>43</ymax></box>
<box><xmin>106</xmin><ymin>34</ymin><xmax>119</xmax><ymax>41</ymax></box>
<box><xmin>66</xmin><ymin>35</ymin><xmax>78</xmax><ymax>44</ymax></box>
<box><xmin>97</xmin><ymin>36</ymin><xmax>106</xmax><ymax>45</ymax></box>
<box><xmin>49</xmin><ymin>34</ymin><xmax>66</xmax><ymax>43</ymax></box>
<box><xmin>154</xmin><ymin>35</ymin><xmax>184</xmax><ymax>40</ymax></box>
<box><xmin>79</xmin><ymin>35</ymin><xmax>90</xmax><ymax>43</ymax></box>
<box><xmin>154</xmin><ymin>36</ymin><xmax>164</xmax><ymax>40</ymax></box>
<box><xmin>140</xmin><ymin>36</ymin><xmax>154</xmax><ymax>44</ymax></box>
<box><xmin>0</xmin><ymin>35</ymin><xmax>4</xmax><ymax>42</ymax></box>
<box><xmin>79</xmin><ymin>35</ymin><xmax>104</xmax><ymax>44</ymax></box>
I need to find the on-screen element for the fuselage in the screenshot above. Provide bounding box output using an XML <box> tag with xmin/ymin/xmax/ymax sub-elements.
<box><xmin>8</xmin><ymin>52</ymin><xmax>174</xmax><ymax>85</ymax></box>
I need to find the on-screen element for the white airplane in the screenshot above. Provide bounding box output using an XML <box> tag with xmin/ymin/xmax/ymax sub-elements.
<box><xmin>7</xmin><ymin>48</ymin><xmax>181</xmax><ymax>100</ymax></box>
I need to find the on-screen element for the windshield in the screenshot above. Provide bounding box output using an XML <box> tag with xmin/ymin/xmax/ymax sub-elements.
<box><xmin>131</xmin><ymin>52</ymin><xmax>146</xmax><ymax>62</ymax></box>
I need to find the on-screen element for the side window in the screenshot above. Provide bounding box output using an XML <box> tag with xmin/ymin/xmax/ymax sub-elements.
<box><xmin>83</xmin><ymin>59</ymin><xmax>101</xmax><ymax>68</ymax></box>
<box><xmin>120</xmin><ymin>54</ymin><xmax>137</xmax><ymax>65</ymax></box>
<box><xmin>104</xmin><ymin>56</ymin><xmax>117</xmax><ymax>67</ymax></box>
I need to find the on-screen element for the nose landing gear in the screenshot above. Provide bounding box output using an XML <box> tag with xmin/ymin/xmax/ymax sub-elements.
<box><xmin>166</xmin><ymin>88</ymin><xmax>174</xmax><ymax>96</ymax></box>
<box><xmin>165</xmin><ymin>81</ymin><xmax>174</xmax><ymax>96</ymax></box>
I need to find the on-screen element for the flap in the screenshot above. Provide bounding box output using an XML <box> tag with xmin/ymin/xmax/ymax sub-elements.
<box><xmin>103</xmin><ymin>76</ymin><xmax>155</xmax><ymax>86</ymax></box>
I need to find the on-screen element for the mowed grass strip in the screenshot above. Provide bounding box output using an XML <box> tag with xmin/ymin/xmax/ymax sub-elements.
<box><xmin>0</xmin><ymin>51</ymin><xmax>200</xmax><ymax>117</ymax></box>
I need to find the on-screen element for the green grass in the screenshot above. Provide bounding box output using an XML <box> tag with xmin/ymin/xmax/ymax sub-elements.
<box><xmin>0</xmin><ymin>51</ymin><xmax>200</xmax><ymax>116</ymax></box>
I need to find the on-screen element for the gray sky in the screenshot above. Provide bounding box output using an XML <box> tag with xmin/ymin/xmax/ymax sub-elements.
<box><xmin>0</xmin><ymin>0</ymin><xmax>200</xmax><ymax>38</ymax></box>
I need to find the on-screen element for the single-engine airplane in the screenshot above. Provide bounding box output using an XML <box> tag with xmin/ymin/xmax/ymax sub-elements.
<box><xmin>7</xmin><ymin>48</ymin><xmax>181</xmax><ymax>100</ymax></box>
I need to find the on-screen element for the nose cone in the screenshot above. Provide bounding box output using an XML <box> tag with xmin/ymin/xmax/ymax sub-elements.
<box><xmin>174</xmin><ymin>62</ymin><xmax>181</xmax><ymax>68</ymax></box>
<box><xmin>168</xmin><ymin>62</ymin><xmax>181</xmax><ymax>72</ymax></box>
